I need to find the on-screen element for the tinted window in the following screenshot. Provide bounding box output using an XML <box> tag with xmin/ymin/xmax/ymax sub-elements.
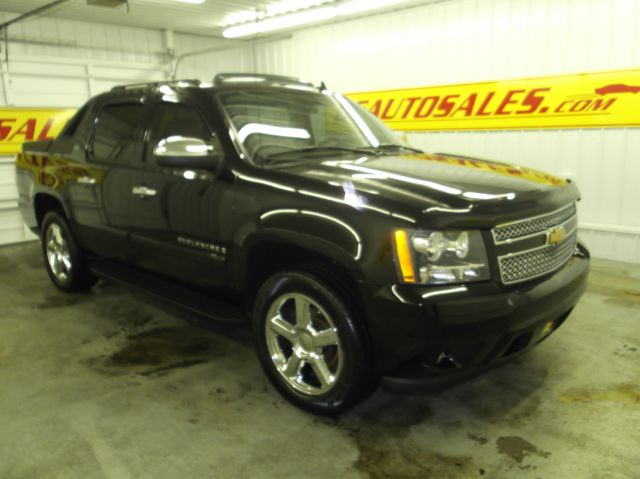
<box><xmin>147</xmin><ymin>103</ymin><xmax>218</xmax><ymax>164</ymax></box>
<box><xmin>217</xmin><ymin>89</ymin><xmax>404</xmax><ymax>165</ymax></box>
<box><xmin>149</xmin><ymin>103</ymin><xmax>211</xmax><ymax>144</ymax></box>
<box><xmin>73</xmin><ymin>106</ymin><xmax>94</xmax><ymax>148</ymax></box>
<box><xmin>91</xmin><ymin>104</ymin><xmax>145</xmax><ymax>162</ymax></box>
<box><xmin>59</xmin><ymin>104</ymin><xmax>89</xmax><ymax>139</ymax></box>
<box><xmin>51</xmin><ymin>103</ymin><xmax>93</xmax><ymax>159</ymax></box>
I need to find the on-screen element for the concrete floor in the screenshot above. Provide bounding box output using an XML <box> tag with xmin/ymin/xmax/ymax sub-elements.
<box><xmin>0</xmin><ymin>242</ymin><xmax>638</xmax><ymax>479</ymax></box>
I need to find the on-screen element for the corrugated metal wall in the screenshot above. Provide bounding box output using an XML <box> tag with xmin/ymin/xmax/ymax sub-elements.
<box><xmin>175</xmin><ymin>0</ymin><xmax>640</xmax><ymax>263</ymax></box>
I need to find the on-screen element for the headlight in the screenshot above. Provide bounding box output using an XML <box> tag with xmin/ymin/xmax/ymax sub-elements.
<box><xmin>393</xmin><ymin>229</ymin><xmax>490</xmax><ymax>285</ymax></box>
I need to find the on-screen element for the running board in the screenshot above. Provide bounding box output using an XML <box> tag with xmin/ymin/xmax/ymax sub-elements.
<box><xmin>90</xmin><ymin>260</ymin><xmax>247</xmax><ymax>324</ymax></box>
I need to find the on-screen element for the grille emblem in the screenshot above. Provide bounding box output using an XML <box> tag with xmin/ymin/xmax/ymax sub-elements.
<box><xmin>547</xmin><ymin>225</ymin><xmax>566</xmax><ymax>245</ymax></box>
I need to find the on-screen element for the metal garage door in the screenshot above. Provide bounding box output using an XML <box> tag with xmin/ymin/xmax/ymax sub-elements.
<box><xmin>0</xmin><ymin>155</ymin><xmax>36</xmax><ymax>245</ymax></box>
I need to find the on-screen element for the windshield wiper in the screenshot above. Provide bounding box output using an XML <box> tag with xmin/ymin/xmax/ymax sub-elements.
<box><xmin>261</xmin><ymin>144</ymin><xmax>423</xmax><ymax>166</ymax></box>
<box><xmin>372</xmin><ymin>144</ymin><xmax>423</xmax><ymax>154</ymax></box>
<box><xmin>263</xmin><ymin>146</ymin><xmax>375</xmax><ymax>165</ymax></box>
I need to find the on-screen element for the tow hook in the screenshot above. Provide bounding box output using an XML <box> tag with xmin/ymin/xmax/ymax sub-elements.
<box><xmin>435</xmin><ymin>351</ymin><xmax>462</xmax><ymax>369</ymax></box>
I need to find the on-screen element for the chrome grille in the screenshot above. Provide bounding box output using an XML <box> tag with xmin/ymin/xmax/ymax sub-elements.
<box><xmin>493</xmin><ymin>203</ymin><xmax>576</xmax><ymax>244</ymax></box>
<box><xmin>493</xmin><ymin>203</ymin><xmax>578</xmax><ymax>285</ymax></box>
<box><xmin>498</xmin><ymin>230</ymin><xmax>578</xmax><ymax>285</ymax></box>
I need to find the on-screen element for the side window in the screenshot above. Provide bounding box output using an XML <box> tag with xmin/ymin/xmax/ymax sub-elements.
<box><xmin>91</xmin><ymin>103</ymin><xmax>146</xmax><ymax>163</ymax></box>
<box><xmin>59</xmin><ymin>104</ymin><xmax>89</xmax><ymax>139</ymax></box>
<box><xmin>73</xmin><ymin>105</ymin><xmax>94</xmax><ymax>148</ymax></box>
<box><xmin>147</xmin><ymin>103</ymin><xmax>219</xmax><ymax>163</ymax></box>
<box><xmin>50</xmin><ymin>103</ymin><xmax>93</xmax><ymax>160</ymax></box>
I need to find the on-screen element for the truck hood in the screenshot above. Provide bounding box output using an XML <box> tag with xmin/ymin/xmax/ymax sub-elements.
<box><xmin>272</xmin><ymin>152</ymin><xmax>580</xmax><ymax>227</ymax></box>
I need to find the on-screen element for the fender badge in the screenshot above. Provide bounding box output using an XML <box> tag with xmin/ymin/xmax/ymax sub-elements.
<box><xmin>547</xmin><ymin>226</ymin><xmax>566</xmax><ymax>245</ymax></box>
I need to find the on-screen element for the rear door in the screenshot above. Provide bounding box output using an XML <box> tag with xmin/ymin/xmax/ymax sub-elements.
<box><xmin>80</xmin><ymin>100</ymin><xmax>148</xmax><ymax>260</ymax></box>
<box><xmin>127</xmin><ymin>100</ymin><xmax>234</xmax><ymax>292</ymax></box>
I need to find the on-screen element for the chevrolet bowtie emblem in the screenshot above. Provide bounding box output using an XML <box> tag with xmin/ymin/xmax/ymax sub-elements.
<box><xmin>547</xmin><ymin>226</ymin><xmax>566</xmax><ymax>245</ymax></box>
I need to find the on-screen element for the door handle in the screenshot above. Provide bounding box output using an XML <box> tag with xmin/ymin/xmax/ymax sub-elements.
<box><xmin>77</xmin><ymin>176</ymin><xmax>96</xmax><ymax>185</ymax></box>
<box><xmin>132</xmin><ymin>186</ymin><xmax>157</xmax><ymax>197</ymax></box>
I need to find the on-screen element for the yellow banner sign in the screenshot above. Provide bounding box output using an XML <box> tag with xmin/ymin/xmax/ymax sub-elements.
<box><xmin>348</xmin><ymin>69</ymin><xmax>640</xmax><ymax>130</ymax></box>
<box><xmin>0</xmin><ymin>108</ymin><xmax>76</xmax><ymax>155</ymax></box>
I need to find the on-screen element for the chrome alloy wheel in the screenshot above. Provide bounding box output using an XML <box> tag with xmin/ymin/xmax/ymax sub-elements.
<box><xmin>45</xmin><ymin>223</ymin><xmax>72</xmax><ymax>283</ymax></box>
<box><xmin>265</xmin><ymin>293</ymin><xmax>343</xmax><ymax>396</ymax></box>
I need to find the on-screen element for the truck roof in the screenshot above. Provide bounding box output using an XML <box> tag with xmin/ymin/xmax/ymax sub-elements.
<box><xmin>110</xmin><ymin>73</ymin><xmax>320</xmax><ymax>94</ymax></box>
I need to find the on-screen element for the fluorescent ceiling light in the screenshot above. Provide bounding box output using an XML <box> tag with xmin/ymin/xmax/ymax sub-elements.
<box><xmin>224</xmin><ymin>7</ymin><xmax>336</xmax><ymax>38</ymax></box>
<box><xmin>225</xmin><ymin>10</ymin><xmax>259</xmax><ymax>25</ymax></box>
<box><xmin>144</xmin><ymin>0</ymin><xmax>206</xmax><ymax>4</ymax></box>
<box><xmin>337</xmin><ymin>0</ymin><xmax>407</xmax><ymax>15</ymax></box>
<box><xmin>224</xmin><ymin>1</ymin><xmax>329</xmax><ymax>26</ymax></box>
<box><xmin>223</xmin><ymin>0</ymin><xmax>411</xmax><ymax>38</ymax></box>
<box><xmin>268</xmin><ymin>0</ymin><xmax>328</xmax><ymax>16</ymax></box>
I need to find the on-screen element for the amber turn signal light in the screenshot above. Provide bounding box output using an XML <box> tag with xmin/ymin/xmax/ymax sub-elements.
<box><xmin>394</xmin><ymin>230</ymin><xmax>416</xmax><ymax>283</ymax></box>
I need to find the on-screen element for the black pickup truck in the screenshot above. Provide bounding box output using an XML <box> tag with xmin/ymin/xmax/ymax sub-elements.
<box><xmin>16</xmin><ymin>73</ymin><xmax>589</xmax><ymax>414</ymax></box>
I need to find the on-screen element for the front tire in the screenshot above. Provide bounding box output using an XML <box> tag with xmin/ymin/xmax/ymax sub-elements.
<box><xmin>253</xmin><ymin>271</ymin><xmax>377</xmax><ymax>415</ymax></box>
<box><xmin>41</xmin><ymin>211</ymin><xmax>96</xmax><ymax>292</ymax></box>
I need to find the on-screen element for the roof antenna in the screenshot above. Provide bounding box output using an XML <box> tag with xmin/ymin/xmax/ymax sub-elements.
<box><xmin>320</xmin><ymin>81</ymin><xmax>327</xmax><ymax>91</ymax></box>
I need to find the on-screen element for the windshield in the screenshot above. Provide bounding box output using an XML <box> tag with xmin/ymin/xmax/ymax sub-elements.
<box><xmin>216</xmin><ymin>88</ymin><xmax>411</xmax><ymax>165</ymax></box>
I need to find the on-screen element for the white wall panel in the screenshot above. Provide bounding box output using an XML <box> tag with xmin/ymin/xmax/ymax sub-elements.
<box><xmin>0</xmin><ymin>158</ymin><xmax>16</xmax><ymax>208</ymax></box>
<box><xmin>0</xmin><ymin>156</ymin><xmax>35</xmax><ymax>244</ymax></box>
<box><xmin>173</xmin><ymin>0</ymin><xmax>640</xmax><ymax>263</ymax></box>
<box><xmin>174</xmin><ymin>0</ymin><xmax>640</xmax><ymax>88</ymax></box>
<box><xmin>1</xmin><ymin>12</ymin><xmax>165</xmax><ymax>64</ymax></box>
<box><xmin>173</xmin><ymin>33</ymin><xmax>257</xmax><ymax>80</ymax></box>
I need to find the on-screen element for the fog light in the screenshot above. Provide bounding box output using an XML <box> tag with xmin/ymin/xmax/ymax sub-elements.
<box><xmin>542</xmin><ymin>320</ymin><xmax>555</xmax><ymax>337</ymax></box>
<box><xmin>419</xmin><ymin>264</ymin><xmax>485</xmax><ymax>284</ymax></box>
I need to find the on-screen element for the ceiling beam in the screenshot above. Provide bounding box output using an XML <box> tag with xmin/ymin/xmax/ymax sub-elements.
<box><xmin>0</xmin><ymin>0</ymin><xmax>71</xmax><ymax>30</ymax></box>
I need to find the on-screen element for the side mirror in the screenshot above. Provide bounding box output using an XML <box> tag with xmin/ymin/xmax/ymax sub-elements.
<box><xmin>153</xmin><ymin>136</ymin><xmax>223</xmax><ymax>170</ymax></box>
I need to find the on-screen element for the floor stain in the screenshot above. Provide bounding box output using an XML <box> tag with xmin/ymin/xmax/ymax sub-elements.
<box><xmin>504</xmin><ymin>395</ymin><xmax>543</xmax><ymax>427</ymax></box>
<box><xmin>462</xmin><ymin>378</ymin><xmax>546</xmax><ymax>427</ymax></box>
<box><xmin>36</xmin><ymin>294</ymin><xmax>88</xmax><ymax>310</ymax></box>
<box><xmin>139</xmin><ymin>359</ymin><xmax>207</xmax><ymax>377</ymax></box>
<box><xmin>587</xmin><ymin>282</ymin><xmax>640</xmax><ymax>308</ymax></box>
<box><xmin>496</xmin><ymin>436</ymin><xmax>551</xmax><ymax>464</ymax></box>
<box><xmin>36</xmin><ymin>283</ymin><xmax>123</xmax><ymax>311</ymax></box>
<box><xmin>467</xmin><ymin>433</ymin><xmax>488</xmax><ymax>445</ymax></box>
<box><xmin>560</xmin><ymin>383</ymin><xmax>640</xmax><ymax>406</ymax></box>
<box><xmin>604</xmin><ymin>296</ymin><xmax>640</xmax><ymax>308</ymax></box>
<box><xmin>96</xmin><ymin>303</ymin><xmax>155</xmax><ymax>330</ymax></box>
<box><xmin>614</xmin><ymin>343</ymin><xmax>639</xmax><ymax>358</ymax></box>
<box><xmin>98</xmin><ymin>327</ymin><xmax>231</xmax><ymax>376</ymax></box>
<box><xmin>326</xmin><ymin>397</ymin><xmax>480</xmax><ymax>479</ymax></box>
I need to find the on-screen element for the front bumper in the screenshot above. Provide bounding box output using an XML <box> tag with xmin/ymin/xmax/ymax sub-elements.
<box><xmin>359</xmin><ymin>244</ymin><xmax>590</xmax><ymax>392</ymax></box>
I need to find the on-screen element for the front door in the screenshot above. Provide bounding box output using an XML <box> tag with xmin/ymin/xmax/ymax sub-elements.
<box><xmin>128</xmin><ymin>101</ymin><xmax>234</xmax><ymax>292</ymax></box>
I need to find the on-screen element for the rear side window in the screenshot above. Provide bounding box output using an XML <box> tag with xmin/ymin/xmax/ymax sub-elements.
<box><xmin>60</xmin><ymin>104</ymin><xmax>89</xmax><ymax>139</ymax></box>
<box><xmin>91</xmin><ymin>104</ymin><xmax>145</xmax><ymax>162</ymax></box>
<box><xmin>50</xmin><ymin>103</ymin><xmax>94</xmax><ymax>160</ymax></box>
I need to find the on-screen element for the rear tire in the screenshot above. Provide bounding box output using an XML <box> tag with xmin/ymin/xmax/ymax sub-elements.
<box><xmin>253</xmin><ymin>270</ymin><xmax>378</xmax><ymax>415</ymax></box>
<box><xmin>41</xmin><ymin>210</ymin><xmax>96</xmax><ymax>292</ymax></box>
